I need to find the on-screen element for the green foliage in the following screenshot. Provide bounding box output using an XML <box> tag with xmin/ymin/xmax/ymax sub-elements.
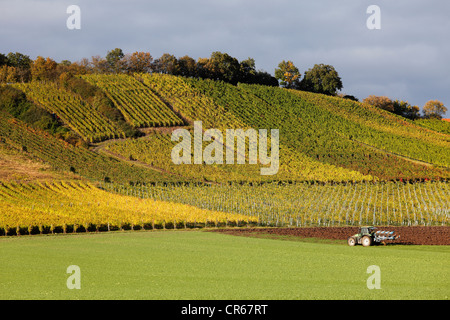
<box><xmin>0</xmin><ymin>53</ymin><xmax>8</xmax><ymax>66</ymax></box>
<box><xmin>0</xmin><ymin>85</ymin><xmax>65</xmax><ymax>135</ymax></box>
<box><xmin>6</xmin><ymin>52</ymin><xmax>32</xmax><ymax>69</ymax></box>
<box><xmin>300</xmin><ymin>63</ymin><xmax>343</xmax><ymax>95</ymax></box>
<box><xmin>393</xmin><ymin>99</ymin><xmax>420</xmax><ymax>120</ymax></box>
<box><xmin>274</xmin><ymin>60</ymin><xmax>301</xmax><ymax>88</ymax></box>
<box><xmin>106</xmin><ymin>48</ymin><xmax>125</xmax><ymax>73</ymax></box>
<box><xmin>414</xmin><ymin>118</ymin><xmax>450</xmax><ymax>135</ymax></box>
<box><xmin>0</xmin><ymin>85</ymin><xmax>29</xmax><ymax>117</ymax></box>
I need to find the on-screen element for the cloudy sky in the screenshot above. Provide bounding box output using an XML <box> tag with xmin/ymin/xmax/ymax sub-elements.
<box><xmin>1</xmin><ymin>0</ymin><xmax>449</xmax><ymax>116</ymax></box>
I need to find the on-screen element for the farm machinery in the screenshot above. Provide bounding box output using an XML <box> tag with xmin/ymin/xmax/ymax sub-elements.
<box><xmin>347</xmin><ymin>226</ymin><xmax>400</xmax><ymax>246</ymax></box>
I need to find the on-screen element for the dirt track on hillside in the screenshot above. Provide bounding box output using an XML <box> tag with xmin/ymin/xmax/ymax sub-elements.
<box><xmin>210</xmin><ymin>226</ymin><xmax>450</xmax><ymax>245</ymax></box>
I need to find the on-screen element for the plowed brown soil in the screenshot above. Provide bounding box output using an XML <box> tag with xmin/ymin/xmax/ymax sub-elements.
<box><xmin>210</xmin><ymin>226</ymin><xmax>450</xmax><ymax>245</ymax></box>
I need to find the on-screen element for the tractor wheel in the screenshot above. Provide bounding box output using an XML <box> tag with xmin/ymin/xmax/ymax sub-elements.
<box><xmin>347</xmin><ymin>237</ymin><xmax>357</xmax><ymax>246</ymax></box>
<box><xmin>361</xmin><ymin>235</ymin><xmax>372</xmax><ymax>247</ymax></box>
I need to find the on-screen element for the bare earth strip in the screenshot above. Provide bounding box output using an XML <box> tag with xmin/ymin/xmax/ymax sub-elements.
<box><xmin>210</xmin><ymin>226</ymin><xmax>450</xmax><ymax>245</ymax></box>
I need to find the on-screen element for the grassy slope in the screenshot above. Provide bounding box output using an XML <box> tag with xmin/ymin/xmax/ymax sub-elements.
<box><xmin>0</xmin><ymin>113</ymin><xmax>187</xmax><ymax>184</ymax></box>
<box><xmin>0</xmin><ymin>230</ymin><xmax>448</xmax><ymax>300</ymax></box>
<box><xmin>0</xmin><ymin>142</ymin><xmax>75</xmax><ymax>182</ymax></box>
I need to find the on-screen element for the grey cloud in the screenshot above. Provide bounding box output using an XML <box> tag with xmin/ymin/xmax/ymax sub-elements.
<box><xmin>0</xmin><ymin>0</ymin><xmax>448</xmax><ymax>116</ymax></box>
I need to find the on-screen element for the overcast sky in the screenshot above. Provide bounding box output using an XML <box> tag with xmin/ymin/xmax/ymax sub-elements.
<box><xmin>1</xmin><ymin>0</ymin><xmax>449</xmax><ymax>116</ymax></box>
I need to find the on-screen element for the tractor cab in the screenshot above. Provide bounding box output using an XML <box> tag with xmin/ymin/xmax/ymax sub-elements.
<box><xmin>360</xmin><ymin>226</ymin><xmax>376</xmax><ymax>236</ymax></box>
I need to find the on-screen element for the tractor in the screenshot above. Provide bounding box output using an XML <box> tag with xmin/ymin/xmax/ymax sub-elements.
<box><xmin>347</xmin><ymin>226</ymin><xmax>400</xmax><ymax>247</ymax></box>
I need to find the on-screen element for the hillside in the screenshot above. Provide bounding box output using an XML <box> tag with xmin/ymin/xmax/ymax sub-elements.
<box><xmin>0</xmin><ymin>74</ymin><xmax>449</xmax><ymax>184</ymax></box>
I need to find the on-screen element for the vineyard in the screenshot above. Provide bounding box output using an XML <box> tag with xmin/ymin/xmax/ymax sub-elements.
<box><xmin>237</xmin><ymin>83</ymin><xmax>450</xmax><ymax>180</ymax></box>
<box><xmin>414</xmin><ymin>118</ymin><xmax>450</xmax><ymax>135</ymax></box>
<box><xmin>0</xmin><ymin>113</ymin><xmax>185</xmax><ymax>184</ymax></box>
<box><xmin>103</xmin><ymin>181</ymin><xmax>450</xmax><ymax>227</ymax></box>
<box><xmin>1</xmin><ymin>52</ymin><xmax>449</xmax><ymax>302</ymax></box>
<box><xmin>0</xmin><ymin>180</ymin><xmax>255</xmax><ymax>235</ymax></box>
<box><xmin>82</xmin><ymin>74</ymin><xmax>184</xmax><ymax>128</ymax></box>
<box><xmin>138</xmin><ymin>74</ymin><xmax>450</xmax><ymax>181</ymax></box>
<box><xmin>104</xmin><ymin>130</ymin><xmax>372</xmax><ymax>183</ymax></box>
<box><xmin>288</xmin><ymin>89</ymin><xmax>450</xmax><ymax>167</ymax></box>
<box><xmin>1</xmin><ymin>73</ymin><xmax>450</xmax><ymax>236</ymax></box>
<box><xmin>104</xmin><ymin>131</ymin><xmax>265</xmax><ymax>183</ymax></box>
<box><xmin>1</xmin><ymin>178</ymin><xmax>448</xmax><ymax>237</ymax></box>
<box><xmin>138</xmin><ymin>74</ymin><xmax>374</xmax><ymax>182</ymax></box>
<box><xmin>11</xmin><ymin>82</ymin><xmax>125</xmax><ymax>142</ymax></box>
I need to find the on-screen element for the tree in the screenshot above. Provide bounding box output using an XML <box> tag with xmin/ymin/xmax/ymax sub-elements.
<box><xmin>106</xmin><ymin>48</ymin><xmax>125</xmax><ymax>73</ymax></box>
<box><xmin>253</xmin><ymin>70</ymin><xmax>279</xmax><ymax>87</ymax></box>
<box><xmin>196</xmin><ymin>57</ymin><xmax>210</xmax><ymax>78</ymax></box>
<box><xmin>205</xmin><ymin>51</ymin><xmax>240</xmax><ymax>84</ymax></box>
<box><xmin>123</xmin><ymin>51</ymin><xmax>153</xmax><ymax>73</ymax></box>
<box><xmin>153</xmin><ymin>53</ymin><xmax>179</xmax><ymax>74</ymax></box>
<box><xmin>90</xmin><ymin>55</ymin><xmax>110</xmax><ymax>73</ymax></box>
<box><xmin>341</xmin><ymin>94</ymin><xmax>359</xmax><ymax>102</ymax></box>
<box><xmin>393</xmin><ymin>100</ymin><xmax>420</xmax><ymax>120</ymax></box>
<box><xmin>56</xmin><ymin>60</ymin><xmax>90</xmax><ymax>76</ymax></box>
<box><xmin>299</xmin><ymin>64</ymin><xmax>342</xmax><ymax>95</ymax></box>
<box><xmin>423</xmin><ymin>100</ymin><xmax>447</xmax><ymax>119</ymax></box>
<box><xmin>0</xmin><ymin>53</ymin><xmax>8</xmax><ymax>66</ymax></box>
<box><xmin>177</xmin><ymin>55</ymin><xmax>197</xmax><ymax>77</ymax></box>
<box><xmin>6</xmin><ymin>52</ymin><xmax>32</xmax><ymax>69</ymax></box>
<box><xmin>275</xmin><ymin>60</ymin><xmax>301</xmax><ymax>88</ymax></box>
<box><xmin>5</xmin><ymin>52</ymin><xmax>32</xmax><ymax>82</ymax></box>
<box><xmin>363</xmin><ymin>95</ymin><xmax>394</xmax><ymax>112</ymax></box>
<box><xmin>239</xmin><ymin>57</ymin><xmax>256</xmax><ymax>83</ymax></box>
<box><xmin>31</xmin><ymin>56</ymin><xmax>58</xmax><ymax>81</ymax></box>
<box><xmin>0</xmin><ymin>65</ymin><xmax>19</xmax><ymax>83</ymax></box>
<box><xmin>59</xmin><ymin>60</ymin><xmax>72</xmax><ymax>67</ymax></box>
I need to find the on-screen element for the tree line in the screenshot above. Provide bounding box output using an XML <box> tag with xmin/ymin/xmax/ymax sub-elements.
<box><xmin>0</xmin><ymin>49</ymin><xmax>446</xmax><ymax>119</ymax></box>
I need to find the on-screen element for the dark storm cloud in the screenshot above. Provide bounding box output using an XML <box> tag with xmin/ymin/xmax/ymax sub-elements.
<box><xmin>0</xmin><ymin>0</ymin><xmax>449</xmax><ymax>115</ymax></box>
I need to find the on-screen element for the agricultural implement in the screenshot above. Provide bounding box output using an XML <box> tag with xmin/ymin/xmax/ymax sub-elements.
<box><xmin>347</xmin><ymin>226</ymin><xmax>400</xmax><ymax>247</ymax></box>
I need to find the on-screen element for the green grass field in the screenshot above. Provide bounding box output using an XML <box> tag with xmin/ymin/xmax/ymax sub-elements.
<box><xmin>0</xmin><ymin>230</ymin><xmax>448</xmax><ymax>300</ymax></box>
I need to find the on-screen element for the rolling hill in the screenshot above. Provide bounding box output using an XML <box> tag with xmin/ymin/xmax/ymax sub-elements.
<box><xmin>1</xmin><ymin>74</ymin><xmax>449</xmax><ymax>184</ymax></box>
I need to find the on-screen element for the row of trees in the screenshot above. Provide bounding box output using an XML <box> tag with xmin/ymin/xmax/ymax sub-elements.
<box><xmin>82</xmin><ymin>49</ymin><xmax>280</xmax><ymax>87</ymax></box>
<box><xmin>274</xmin><ymin>60</ymin><xmax>343</xmax><ymax>96</ymax></box>
<box><xmin>1</xmin><ymin>50</ymin><xmax>343</xmax><ymax>93</ymax></box>
<box><xmin>363</xmin><ymin>95</ymin><xmax>447</xmax><ymax>120</ymax></box>
<box><xmin>0</xmin><ymin>50</ymin><xmax>280</xmax><ymax>87</ymax></box>
<box><xmin>1</xmin><ymin>50</ymin><xmax>446</xmax><ymax>119</ymax></box>
<box><xmin>0</xmin><ymin>50</ymin><xmax>344</xmax><ymax>95</ymax></box>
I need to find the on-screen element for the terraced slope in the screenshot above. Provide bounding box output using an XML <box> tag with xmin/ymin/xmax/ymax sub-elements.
<box><xmin>82</xmin><ymin>74</ymin><xmax>184</xmax><ymax>128</ymax></box>
<box><xmin>0</xmin><ymin>113</ymin><xmax>187</xmax><ymax>184</ymax></box>
<box><xmin>12</xmin><ymin>82</ymin><xmax>124</xmax><ymax>142</ymax></box>
<box><xmin>140</xmin><ymin>74</ymin><xmax>449</xmax><ymax>181</ymax></box>
<box><xmin>131</xmin><ymin>74</ymin><xmax>373</xmax><ymax>182</ymax></box>
<box><xmin>2</xmin><ymin>74</ymin><xmax>449</xmax><ymax>183</ymax></box>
